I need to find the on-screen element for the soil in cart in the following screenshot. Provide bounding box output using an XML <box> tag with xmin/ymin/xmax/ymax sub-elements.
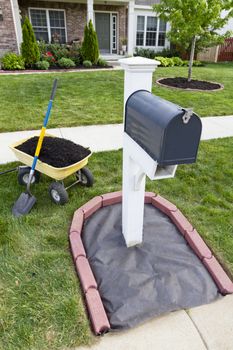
<box><xmin>16</xmin><ymin>136</ymin><xmax>91</xmax><ymax>168</ymax></box>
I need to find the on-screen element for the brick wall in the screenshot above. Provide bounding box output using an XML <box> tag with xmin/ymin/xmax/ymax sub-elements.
<box><xmin>0</xmin><ymin>0</ymin><xmax>18</xmax><ymax>56</ymax></box>
<box><xmin>19</xmin><ymin>0</ymin><xmax>127</xmax><ymax>50</ymax></box>
<box><xmin>19</xmin><ymin>0</ymin><xmax>86</xmax><ymax>42</ymax></box>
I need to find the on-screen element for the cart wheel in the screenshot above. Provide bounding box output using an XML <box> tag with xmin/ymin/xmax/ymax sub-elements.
<box><xmin>18</xmin><ymin>167</ymin><xmax>40</xmax><ymax>186</ymax></box>
<box><xmin>77</xmin><ymin>167</ymin><xmax>94</xmax><ymax>187</ymax></box>
<box><xmin>49</xmin><ymin>182</ymin><xmax>69</xmax><ymax>205</ymax></box>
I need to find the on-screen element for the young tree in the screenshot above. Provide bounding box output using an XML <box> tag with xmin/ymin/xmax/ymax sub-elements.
<box><xmin>154</xmin><ymin>0</ymin><xmax>233</xmax><ymax>81</ymax></box>
<box><xmin>81</xmin><ymin>20</ymin><xmax>99</xmax><ymax>64</ymax></box>
<box><xmin>21</xmin><ymin>16</ymin><xmax>40</xmax><ymax>67</ymax></box>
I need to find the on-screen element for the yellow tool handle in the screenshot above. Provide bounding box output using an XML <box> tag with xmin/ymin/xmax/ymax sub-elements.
<box><xmin>35</xmin><ymin>127</ymin><xmax>46</xmax><ymax>157</ymax></box>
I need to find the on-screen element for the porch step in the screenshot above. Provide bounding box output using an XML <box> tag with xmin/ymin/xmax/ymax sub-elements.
<box><xmin>101</xmin><ymin>54</ymin><xmax>126</xmax><ymax>67</ymax></box>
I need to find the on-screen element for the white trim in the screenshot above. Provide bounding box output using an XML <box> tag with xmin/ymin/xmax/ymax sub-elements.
<box><xmin>28</xmin><ymin>7</ymin><xmax>67</xmax><ymax>43</ymax></box>
<box><xmin>94</xmin><ymin>11</ymin><xmax>119</xmax><ymax>54</ymax></box>
<box><xmin>46</xmin><ymin>9</ymin><xmax>51</xmax><ymax>42</ymax></box>
<box><xmin>10</xmin><ymin>0</ymin><xmax>22</xmax><ymax>53</ymax></box>
<box><xmin>87</xmin><ymin>0</ymin><xmax>94</xmax><ymax>23</ymax></box>
<box><xmin>143</xmin><ymin>14</ymin><xmax>146</xmax><ymax>46</ymax></box>
<box><xmin>127</xmin><ymin>0</ymin><xmax>135</xmax><ymax>55</ymax></box>
<box><xmin>110</xmin><ymin>13</ymin><xmax>113</xmax><ymax>52</ymax></box>
<box><xmin>134</xmin><ymin>5</ymin><xmax>153</xmax><ymax>10</ymax></box>
<box><xmin>112</xmin><ymin>14</ymin><xmax>117</xmax><ymax>51</ymax></box>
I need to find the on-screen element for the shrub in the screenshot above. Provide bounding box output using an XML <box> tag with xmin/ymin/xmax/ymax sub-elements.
<box><xmin>38</xmin><ymin>40</ymin><xmax>47</xmax><ymax>56</ymax></box>
<box><xmin>156</xmin><ymin>47</ymin><xmax>181</xmax><ymax>58</ymax></box>
<box><xmin>83</xmin><ymin>60</ymin><xmax>92</xmax><ymax>68</ymax></box>
<box><xmin>46</xmin><ymin>43</ymin><xmax>69</xmax><ymax>61</ymax></box>
<box><xmin>38</xmin><ymin>42</ymin><xmax>70</xmax><ymax>65</ymax></box>
<box><xmin>35</xmin><ymin>60</ymin><xmax>50</xmax><ymax>70</ymax></box>
<box><xmin>134</xmin><ymin>47</ymin><xmax>157</xmax><ymax>59</ymax></box>
<box><xmin>193</xmin><ymin>60</ymin><xmax>205</xmax><ymax>67</ymax></box>
<box><xmin>1</xmin><ymin>53</ymin><xmax>25</xmax><ymax>70</ymax></box>
<box><xmin>181</xmin><ymin>60</ymin><xmax>204</xmax><ymax>67</ymax></box>
<box><xmin>57</xmin><ymin>57</ymin><xmax>75</xmax><ymax>68</ymax></box>
<box><xmin>172</xmin><ymin>56</ymin><xmax>184</xmax><ymax>66</ymax></box>
<box><xmin>155</xmin><ymin>56</ymin><xmax>174</xmax><ymax>67</ymax></box>
<box><xmin>68</xmin><ymin>43</ymin><xmax>82</xmax><ymax>65</ymax></box>
<box><xmin>81</xmin><ymin>20</ymin><xmax>99</xmax><ymax>64</ymax></box>
<box><xmin>97</xmin><ymin>57</ymin><xmax>108</xmax><ymax>67</ymax></box>
<box><xmin>42</xmin><ymin>51</ymin><xmax>56</xmax><ymax>66</ymax></box>
<box><xmin>182</xmin><ymin>60</ymin><xmax>189</xmax><ymax>66</ymax></box>
<box><xmin>21</xmin><ymin>16</ymin><xmax>40</xmax><ymax>67</ymax></box>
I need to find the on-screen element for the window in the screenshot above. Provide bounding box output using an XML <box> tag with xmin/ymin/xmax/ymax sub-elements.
<box><xmin>146</xmin><ymin>16</ymin><xmax>157</xmax><ymax>46</ymax></box>
<box><xmin>136</xmin><ymin>16</ymin><xmax>144</xmax><ymax>46</ymax></box>
<box><xmin>158</xmin><ymin>19</ymin><xmax>166</xmax><ymax>47</ymax></box>
<box><xmin>136</xmin><ymin>15</ymin><xmax>167</xmax><ymax>47</ymax></box>
<box><xmin>29</xmin><ymin>8</ymin><xmax>66</xmax><ymax>43</ymax></box>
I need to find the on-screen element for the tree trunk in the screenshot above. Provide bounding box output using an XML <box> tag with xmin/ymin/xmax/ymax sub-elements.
<box><xmin>188</xmin><ymin>36</ymin><xmax>196</xmax><ymax>82</ymax></box>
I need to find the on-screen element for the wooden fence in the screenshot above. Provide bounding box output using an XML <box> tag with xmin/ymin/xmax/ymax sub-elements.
<box><xmin>218</xmin><ymin>38</ymin><xmax>233</xmax><ymax>61</ymax></box>
<box><xmin>197</xmin><ymin>46</ymin><xmax>219</xmax><ymax>62</ymax></box>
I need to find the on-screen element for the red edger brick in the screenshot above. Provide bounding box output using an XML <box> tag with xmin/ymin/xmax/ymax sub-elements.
<box><xmin>76</xmin><ymin>256</ymin><xmax>97</xmax><ymax>293</ymax></box>
<box><xmin>101</xmin><ymin>191</ymin><xmax>122</xmax><ymax>206</ymax></box>
<box><xmin>185</xmin><ymin>229</ymin><xmax>212</xmax><ymax>260</ymax></box>
<box><xmin>144</xmin><ymin>192</ymin><xmax>156</xmax><ymax>204</ymax></box>
<box><xmin>169</xmin><ymin>210</ymin><xmax>193</xmax><ymax>236</ymax></box>
<box><xmin>85</xmin><ymin>288</ymin><xmax>110</xmax><ymax>334</ymax></box>
<box><xmin>70</xmin><ymin>209</ymin><xmax>84</xmax><ymax>235</ymax></box>
<box><xmin>69</xmin><ymin>231</ymin><xmax>86</xmax><ymax>260</ymax></box>
<box><xmin>203</xmin><ymin>256</ymin><xmax>233</xmax><ymax>295</ymax></box>
<box><xmin>151</xmin><ymin>195</ymin><xmax>177</xmax><ymax>215</ymax></box>
<box><xmin>80</xmin><ymin>196</ymin><xmax>103</xmax><ymax>219</ymax></box>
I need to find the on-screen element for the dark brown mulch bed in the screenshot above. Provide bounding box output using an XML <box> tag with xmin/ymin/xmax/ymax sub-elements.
<box><xmin>157</xmin><ymin>77</ymin><xmax>222</xmax><ymax>91</ymax></box>
<box><xmin>0</xmin><ymin>65</ymin><xmax>113</xmax><ymax>74</ymax></box>
<box><xmin>16</xmin><ymin>136</ymin><xmax>91</xmax><ymax>168</ymax></box>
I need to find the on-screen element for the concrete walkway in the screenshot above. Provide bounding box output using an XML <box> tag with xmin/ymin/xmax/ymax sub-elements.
<box><xmin>1</xmin><ymin>115</ymin><xmax>233</xmax><ymax>165</ymax></box>
<box><xmin>0</xmin><ymin>66</ymin><xmax>122</xmax><ymax>76</ymax></box>
<box><xmin>0</xmin><ymin>116</ymin><xmax>233</xmax><ymax>349</ymax></box>
<box><xmin>79</xmin><ymin>295</ymin><xmax>233</xmax><ymax>350</ymax></box>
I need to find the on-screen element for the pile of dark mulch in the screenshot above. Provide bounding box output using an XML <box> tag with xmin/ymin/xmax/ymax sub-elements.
<box><xmin>158</xmin><ymin>77</ymin><xmax>222</xmax><ymax>90</ymax></box>
<box><xmin>16</xmin><ymin>136</ymin><xmax>91</xmax><ymax>168</ymax></box>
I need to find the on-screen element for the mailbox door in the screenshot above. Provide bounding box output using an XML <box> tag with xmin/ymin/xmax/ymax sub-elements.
<box><xmin>160</xmin><ymin>114</ymin><xmax>202</xmax><ymax>165</ymax></box>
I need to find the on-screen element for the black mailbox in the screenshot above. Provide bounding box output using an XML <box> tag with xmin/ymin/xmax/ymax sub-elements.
<box><xmin>125</xmin><ymin>90</ymin><xmax>202</xmax><ymax>166</ymax></box>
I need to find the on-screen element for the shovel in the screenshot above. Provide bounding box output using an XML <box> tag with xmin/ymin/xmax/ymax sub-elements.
<box><xmin>12</xmin><ymin>79</ymin><xmax>58</xmax><ymax>217</ymax></box>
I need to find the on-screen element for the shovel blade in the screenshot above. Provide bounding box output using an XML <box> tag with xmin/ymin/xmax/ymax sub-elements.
<box><xmin>12</xmin><ymin>192</ymin><xmax>37</xmax><ymax>217</ymax></box>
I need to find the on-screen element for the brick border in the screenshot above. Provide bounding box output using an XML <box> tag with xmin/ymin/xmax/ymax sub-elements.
<box><xmin>69</xmin><ymin>192</ymin><xmax>233</xmax><ymax>334</ymax></box>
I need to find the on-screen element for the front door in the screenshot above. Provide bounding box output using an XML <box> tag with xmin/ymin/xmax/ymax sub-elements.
<box><xmin>95</xmin><ymin>13</ymin><xmax>110</xmax><ymax>53</ymax></box>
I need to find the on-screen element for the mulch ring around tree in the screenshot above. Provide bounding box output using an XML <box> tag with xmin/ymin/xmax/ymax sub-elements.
<box><xmin>157</xmin><ymin>77</ymin><xmax>223</xmax><ymax>91</ymax></box>
<box><xmin>16</xmin><ymin>136</ymin><xmax>91</xmax><ymax>168</ymax></box>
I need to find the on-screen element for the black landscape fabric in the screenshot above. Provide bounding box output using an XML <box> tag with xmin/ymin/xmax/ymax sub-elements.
<box><xmin>16</xmin><ymin>136</ymin><xmax>91</xmax><ymax>168</ymax></box>
<box><xmin>82</xmin><ymin>203</ymin><xmax>220</xmax><ymax>331</ymax></box>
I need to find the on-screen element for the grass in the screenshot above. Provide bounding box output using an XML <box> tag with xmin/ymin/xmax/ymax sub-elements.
<box><xmin>0</xmin><ymin>62</ymin><xmax>233</xmax><ymax>132</ymax></box>
<box><xmin>0</xmin><ymin>137</ymin><xmax>233</xmax><ymax>350</ymax></box>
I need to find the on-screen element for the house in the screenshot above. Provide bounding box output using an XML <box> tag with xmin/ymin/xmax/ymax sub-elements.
<box><xmin>0</xmin><ymin>0</ymin><xmax>170</xmax><ymax>57</ymax></box>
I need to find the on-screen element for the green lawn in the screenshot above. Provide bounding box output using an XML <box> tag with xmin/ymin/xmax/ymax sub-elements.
<box><xmin>0</xmin><ymin>137</ymin><xmax>232</xmax><ymax>350</ymax></box>
<box><xmin>0</xmin><ymin>62</ymin><xmax>233</xmax><ymax>132</ymax></box>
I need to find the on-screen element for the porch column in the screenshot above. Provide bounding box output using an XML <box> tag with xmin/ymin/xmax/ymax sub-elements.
<box><xmin>127</xmin><ymin>0</ymin><xmax>135</xmax><ymax>55</ymax></box>
<box><xmin>87</xmin><ymin>0</ymin><xmax>94</xmax><ymax>23</ymax></box>
<box><xmin>10</xmin><ymin>0</ymin><xmax>22</xmax><ymax>53</ymax></box>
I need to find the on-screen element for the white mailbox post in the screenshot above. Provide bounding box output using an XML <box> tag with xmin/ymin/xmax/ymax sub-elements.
<box><xmin>119</xmin><ymin>57</ymin><xmax>177</xmax><ymax>247</ymax></box>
